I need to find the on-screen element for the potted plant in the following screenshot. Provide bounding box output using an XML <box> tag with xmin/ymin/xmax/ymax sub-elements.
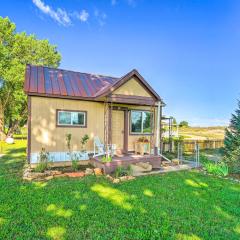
<box><xmin>135</xmin><ymin>137</ymin><xmax>150</xmax><ymax>155</ymax></box>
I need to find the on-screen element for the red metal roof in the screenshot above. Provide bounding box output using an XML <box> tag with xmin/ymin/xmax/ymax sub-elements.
<box><xmin>24</xmin><ymin>65</ymin><xmax>162</xmax><ymax>102</ymax></box>
<box><xmin>24</xmin><ymin>65</ymin><xmax>119</xmax><ymax>98</ymax></box>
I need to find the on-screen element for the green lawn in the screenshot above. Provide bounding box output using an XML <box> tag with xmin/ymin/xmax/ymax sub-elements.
<box><xmin>0</xmin><ymin>141</ymin><xmax>240</xmax><ymax>240</ymax></box>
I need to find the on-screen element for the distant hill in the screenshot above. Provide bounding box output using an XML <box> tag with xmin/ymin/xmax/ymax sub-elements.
<box><xmin>179</xmin><ymin>126</ymin><xmax>226</xmax><ymax>140</ymax></box>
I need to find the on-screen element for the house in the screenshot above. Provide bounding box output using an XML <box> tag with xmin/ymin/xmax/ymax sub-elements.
<box><xmin>24</xmin><ymin>65</ymin><xmax>165</xmax><ymax>167</ymax></box>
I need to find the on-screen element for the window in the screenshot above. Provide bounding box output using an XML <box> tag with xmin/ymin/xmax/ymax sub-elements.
<box><xmin>130</xmin><ymin>110</ymin><xmax>153</xmax><ymax>134</ymax></box>
<box><xmin>57</xmin><ymin>110</ymin><xmax>86</xmax><ymax>127</ymax></box>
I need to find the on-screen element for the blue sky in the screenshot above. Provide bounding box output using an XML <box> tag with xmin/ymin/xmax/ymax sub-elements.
<box><xmin>1</xmin><ymin>0</ymin><xmax>240</xmax><ymax>126</ymax></box>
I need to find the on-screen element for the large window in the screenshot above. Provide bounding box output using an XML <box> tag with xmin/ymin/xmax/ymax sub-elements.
<box><xmin>57</xmin><ymin>110</ymin><xmax>86</xmax><ymax>127</ymax></box>
<box><xmin>130</xmin><ymin>110</ymin><xmax>153</xmax><ymax>134</ymax></box>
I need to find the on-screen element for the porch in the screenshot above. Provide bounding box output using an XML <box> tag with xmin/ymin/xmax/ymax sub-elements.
<box><xmin>90</xmin><ymin>154</ymin><xmax>162</xmax><ymax>174</ymax></box>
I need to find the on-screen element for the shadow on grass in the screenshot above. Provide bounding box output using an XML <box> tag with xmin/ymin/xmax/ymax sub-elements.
<box><xmin>0</xmin><ymin>140</ymin><xmax>240</xmax><ymax>239</ymax></box>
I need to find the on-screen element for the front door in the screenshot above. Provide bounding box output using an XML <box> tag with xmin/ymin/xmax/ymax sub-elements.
<box><xmin>112</xmin><ymin>110</ymin><xmax>124</xmax><ymax>154</ymax></box>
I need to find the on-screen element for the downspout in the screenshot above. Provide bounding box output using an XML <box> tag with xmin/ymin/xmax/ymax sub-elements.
<box><xmin>155</xmin><ymin>101</ymin><xmax>161</xmax><ymax>155</ymax></box>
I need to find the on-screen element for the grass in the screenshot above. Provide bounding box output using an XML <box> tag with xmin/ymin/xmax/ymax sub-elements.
<box><xmin>179</xmin><ymin>126</ymin><xmax>225</xmax><ymax>140</ymax></box>
<box><xmin>0</xmin><ymin>141</ymin><xmax>240</xmax><ymax>239</ymax></box>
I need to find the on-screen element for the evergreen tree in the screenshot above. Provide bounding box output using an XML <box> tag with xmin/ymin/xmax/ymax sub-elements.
<box><xmin>224</xmin><ymin>100</ymin><xmax>240</xmax><ymax>173</ymax></box>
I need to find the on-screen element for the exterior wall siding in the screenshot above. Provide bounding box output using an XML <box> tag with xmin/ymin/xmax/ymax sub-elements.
<box><xmin>113</xmin><ymin>77</ymin><xmax>152</xmax><ymax>97</ymax></box>
<box><xmin>30</xmin><ymin>97</ymin><xmax>158</xmax><ymax>161</ymax></box>
<box><xmin>30</xmin><ymin>96</ymin><xmax>104</xmax><ymax>153</ymax></box>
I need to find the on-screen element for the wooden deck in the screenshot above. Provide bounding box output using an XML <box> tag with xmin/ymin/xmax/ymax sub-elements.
<box><xmin>90</xmin><ymin>154</ymin><xmax>162</xmax><ymax>174</ymax></box>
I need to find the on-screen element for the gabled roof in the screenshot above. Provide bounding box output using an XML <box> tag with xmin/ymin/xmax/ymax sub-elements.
<box><xmin>95</xmin><ymin>69</ymin><xmax>161</xmax><ymax>101</ymax></box>
<box><xmin>24</xmin><ymin>65</ymin><xmax>163</xmax><ymax>102</ymax></box>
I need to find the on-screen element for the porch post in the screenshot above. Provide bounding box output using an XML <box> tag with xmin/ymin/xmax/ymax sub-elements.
<box><xmin>155</xmin><ymin>101</ymin><xmax>161</xmax><ymax>155</ymax></box>
<box><xmin>123</xmin><ymin>110</ymin><xmax>128</xmax><ymax>153</ymax></box>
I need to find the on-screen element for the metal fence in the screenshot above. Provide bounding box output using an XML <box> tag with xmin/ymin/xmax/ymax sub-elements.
<box><xmin>162</xmin><ymin>139</ymin><xmax>224</xmax><ymax>153</ymax></box>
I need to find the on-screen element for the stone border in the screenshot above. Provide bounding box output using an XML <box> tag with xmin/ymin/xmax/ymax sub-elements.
<box><xmin>22</xmin><ymin>165</ymin><xmax>103</xmax><ymax>182</ymax></box>
<box><xmin>106</xmin><ymin>175</ymin><xmax>135</xmax><ymax>183</ymax></box>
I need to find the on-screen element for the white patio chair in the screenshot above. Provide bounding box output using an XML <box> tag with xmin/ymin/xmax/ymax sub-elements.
<box><xmin>93</xmin><ymin>136</ymin><xmax>115</xmax><ymax>157</ymax></box>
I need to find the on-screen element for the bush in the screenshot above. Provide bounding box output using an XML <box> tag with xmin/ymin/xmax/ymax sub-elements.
<box><xmin>179</xmin><ymin>121</ymin><xmax>189</xmax><ymax>127</ymax></box>
<box><xmin>71</xmin><ymin>153</ymin><xmax>80</xmax><ymax>171</ymax></box>
<box><xmin>35</xmin><ymin>162</ymin><xmax>48</xmax><ymax>173</ymax></box>
<box><xmin>102</xmin><ymin>155</ymin><xmax>112</xmax><ymax>163</ymax></box>
<box><xmin>115</xmin><ymin>166</ymin><xmax>132</xmax><ymax>178</ymax></box>
<box><xmin>200</xmin><ymin>154</ymin><xmax>211</xmax><ymax>164</ymax></box>
<box><xmin>35</xmin><ymin>148</ymin><xmax>50</xmax><ymax>172</ymax></box>
<box><xmin>223</xmin><ymin>147</ymin><xmax>240</xmax><ymax>174</ymax></box>
<box><xmin>203</xmin><ymin>162</ymin><xmax>229</xmax><ymax>177</ymax></box>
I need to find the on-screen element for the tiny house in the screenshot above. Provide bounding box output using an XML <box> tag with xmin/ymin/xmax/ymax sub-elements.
<box><xmin>24</xmin><ymin>65</ymin><xmax>165</xmax><ymax>165</ymax></box>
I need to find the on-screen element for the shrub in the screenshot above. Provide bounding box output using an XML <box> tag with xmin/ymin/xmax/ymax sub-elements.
<box><xmin>35</xmin><ymin>148</ymin><xmax>50</xmax><ymax>172</ymax></box>
<box><xmin>203</xmin><ymin>162</ymin><xmax>229</xmax><ymax>177</ymax></box>
<box><xmin>179</xmin><ymin>121</ymin><xmax>189</xmax><ymax>127</ymax></box>
<box><xmin>102</xmin><ymin>155</ymin><xmax>112</xmax><ymax>163</ymax></box>
<box><xmin>115</xmin><ymin>165</ymin><xmax>132</xmax><ymax>178</ymax></box>
<box><xmin>200</xmin><ymin>154</ymin><xmax>211</xmax><ymax>164</ymax></box>
<box><xmin>80</xmin><ymin>134</ymin><xmax>89</xmax><ymax>151</ymax></box>
<box><xmin>35</xmin><ymin>162</ymin><xmax>48</xmax><ymax>173</ymax></box>
<box><xmin>223</xmin><ymin>147</ymin><xmax>240</xmax><ymax>174</ymax></box>
<box><xmin>66</xmin><ymin>133</ymin><xmax>72</xmax><ymax>152</ymax></box>
<box><xmin>71</xmin><ymin>153</ymin><xmax>80</xmax><ymax>171</ymax></box>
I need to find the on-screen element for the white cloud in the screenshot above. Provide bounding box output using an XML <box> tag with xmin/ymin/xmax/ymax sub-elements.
<box><xmin>73</xmin><ymin>10</ymin><xmax>89</xmax><ymax>22</ymax></box>
<box><xmin>32</xmin><ymin>0</ymin><xmax>89</xmax><ymax>26</ymax></box>
<box><xmin>32</xmin><ymin>0</ymin><xmax>71</xmax><ymax>26</ymax></box>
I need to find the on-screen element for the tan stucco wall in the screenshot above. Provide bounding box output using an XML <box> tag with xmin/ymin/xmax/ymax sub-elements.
<box><xmin>30</xmin><ymin>97</ymin><xmax>157</xmax><ymax>154</ymax></box>
<box><xmin>113</xmin><ymin>77</ymin><xmax>152</xmax><ymax>97</ymax></box>
<box><xmin>30</xmin><ymin>96</ymin><xmax>104</xmax><ymax>153</ymax></box>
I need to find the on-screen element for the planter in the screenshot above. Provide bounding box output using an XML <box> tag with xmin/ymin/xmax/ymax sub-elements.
<box><xmin>135</xmin><ymin>142</ymin><xmax>150</xmax><ymax>155</ymax></box>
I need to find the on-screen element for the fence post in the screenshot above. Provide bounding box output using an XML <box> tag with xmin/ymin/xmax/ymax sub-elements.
<box><xmin>194</xmin><ymin>142</ymin><xmax>200</xmax><ymax>167</ymax></box>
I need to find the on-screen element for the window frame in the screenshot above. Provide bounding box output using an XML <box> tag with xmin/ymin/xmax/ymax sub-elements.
<box><xmin>56</xmin><ymin>109</ymin><xmax>87</xmax><ymax>128</ymax></box>
<box><xmin>129</xmin><ymin>110</ymin><xmax>154</xmax><ymax>135</ymax></box>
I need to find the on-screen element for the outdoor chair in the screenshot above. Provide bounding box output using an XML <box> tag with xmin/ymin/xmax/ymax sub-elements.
<box><xmin>93</xmin><ymin>136</ymin><xmax>116</xmax><ymax>157</ymax></box>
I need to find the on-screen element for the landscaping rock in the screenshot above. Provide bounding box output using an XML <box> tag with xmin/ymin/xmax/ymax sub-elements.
<box><xmin>126</xmin><ymin>176</ymin><xmax>135</xmax><ymax>180</ymax></box>
<box><xmin>112</xmin><ymin>178</ymin><xmax>120</xmax><ymax>183</ymax></box>
<box><xmin>130</xmin><ymin>162</ymin><xmax>152</xmax><ymax>176</ymax></box>
<box><xmin>64</xmin><ymin>172</ymin><xmax>85</xmax><ymax>178</ymax></box>
<box><xmin>23</xmin><ymin>176</ymin><xmax>34</xmax><ymax>181</ymax></box>
<box><xmin>26</xmin><ymin>172</ymin><xmax>47</xmax><ymax>179</ymax></box>
<box><xmin>45</xmin><ymin>176</ymin><xmax>53</xmax><ymax>181</ymax></box>
<box><xmin>94</xmin><ymin>168</ymin><xmax>102</xmax><ymax>176</ymax></box>
<box><xmin>172</xmin><ymin>159</ymin><xmax>180</xmax><ymax>165</ymax></box>
<box><xmin>85</xmin><ymin>168</ymin><xmax>94</xmax><ymax>175</ymax></box>
<box><xmin>119</xmin><ymin>176</ymin><xmax>129</xmax><ymax>181</ymax></box>
<box><xmin>119</xmin><ymin>176</ymin><xmax>136</xmax><ymax>182</ymax></box>
<box><xmin>106</xmin><ymin>175</ymin><xmax>114</xmax><ymax>181</ymax></box>
<box><xmin>162</xmin><ymin>161</ymin><xmax>171</xmax><ymax>167</ymax></box>
<box><xmin>54</xmin><ymin>174</ymin><xmax>66</xmax><ymax>178</ymax></box>
<box><xmin>45</xmin><ymin>170</ymin><xmax>62</xmax><ymax>176</ymax></box>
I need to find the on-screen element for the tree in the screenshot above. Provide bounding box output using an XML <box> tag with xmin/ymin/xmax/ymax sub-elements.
<box><xmin>223</xmin><ymin>100</ymin><xmax>240</xmax><ymax>173</ymax></box>
<box><xmin>0</xmin><ymin>17</ymin><xmax>61</xmax><ymax>137</ymax></box>
<box><xmin>172</xmin><ymin>117</ymin><xmax>177</xmax><ymax>125</ymax></box>
<box><xmin>179</xmin><ymin>121</ymin><xmax>189</xmax><ymax>128</ymax></box>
